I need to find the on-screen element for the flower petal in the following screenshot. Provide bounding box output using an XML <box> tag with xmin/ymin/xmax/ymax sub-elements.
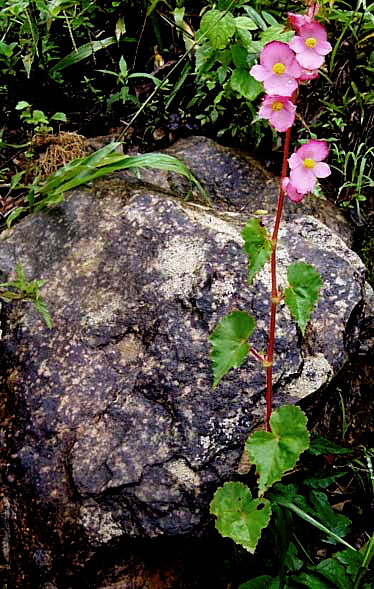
<box><xmin>290</xmin><ymin>166</ymin><xmax>316</xmax><ymax>193</ymax></box>
<box><xmin>289</xmin><ymin>36</ymin><xmax>307</xmax><ymax>54</ymax></box>
<box><xmin>316</xmin><ymin>40</ymin><xmax>332</xmax><ymax>56</ymax></box>
<box><xmin>314</xmin><ymin>161</ymin><xmax>331</xmax><ymax>178</ymax></box>
<box><xmin>299</xmin><ymin>22</ymin><xmax>328</xmax><ymax>43</ymax></box>
<box><xmin>282</xmin><ymin>177</ymin><xmax>306</xmax><ymax>203</ymax></box>
<box><xmin>260</xmin><ymin>41</ymin><xmax>297</xmax><ymax>68</ymax></box>
<box><xmin>264</xmin><ymin>74</ymin><xmax>298</xmax><ymax>96</ymax></box>
<box><xmin>288</xmin><ymin>153</ymin><xmax>303</xmax><ymax>169</ymax></box>
<box><xmin>250</xmin><ymin>64</ymin><xmax>268</xmax><ymax>82</ymax></box>
<box><xmin>297</xmin><ymin>140</ymin><xmax>329</xmax><ymax>161</ymax></box>
<box><xmin>270</xmin><ymin>108</ymin><xmax>295</xmax><ymax>132</ymax></box>
<box><xmin>296</xmin><ymin>49</ymin><xmax>324</xmax><ymax>70</ymax></box>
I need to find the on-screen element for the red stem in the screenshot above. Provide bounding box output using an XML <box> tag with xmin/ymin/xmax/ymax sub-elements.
<box><xmin>265</xmin><ymin>127</ymin><xmax>292</xmax><ymax>432</ymax></box>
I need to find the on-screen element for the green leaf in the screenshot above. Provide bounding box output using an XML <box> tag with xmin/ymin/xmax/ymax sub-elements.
<box><xmin>335</xmin><ymin>549</ymin><xmax>364</xmax><ymax>578</ymax></box>
<box><xmin>16</xmin><ymin>100</ymin><xmax>30</xmax><ymax>110</ymax></box>
<box><xmin>234</xmin><ymin>16</ymin><xmax>258</xmax><ymax>32</ymax></box>
<box><xmin>50</xmin><ymin>112</ymin><xmax>67</xmax><ymax>122</ymax></box>
<box><xmin>260</xmin><ymin>25</ymin><xmax>295</xmax><ymax>44</ymax></box>
<box><xmin>231</xmin><ymin>44</ymin><xmax>249</xmax><ymax>68</ymax></box>
<box><xmin>210</xmin><ymin>310</ymin><xmax>256</xmax><ymax>387</ymax></box>
<box><xmin>278</xmin><ymin>502</ymin><xmax>356</xmax><ymax>551</ymax></box>
<box><xmin>246</xmin><ymin>405</ymin><xmax>309</xmax><ymax>495</ymax></box>
<box><xmin>308</xmin><ymin>434</ymin><xmax>352</xmax><ymax>456</ymax></box>
<box><xmin>241</xmin><ymin>218</ymin><xmax>272</xmax><ymax>285</ymax></box>
<box><xmin>316</xmin><ymin>558</ymin><xmax>352</xmax><ymax>587</ymax></box>
<box><xmin>32</xmin><ymin>110</ymin><xmax>49</xmax><ymax>124</ymax></box>
<box><xmin>303</xmin><ymin>471</ymin><xmax>347</xmax><ymax>489</ymax></box>
<box><xmin>51</xmin><ymin>37</ymin><xmax>122</xmax><ymax>73</ymax></box>
<box><xmin>284</xmin><ymin>261</ymin><xmax>323</xmax><ymax>334</ymax></box>
<box><xmin>6</xmin><ymin>207</ymin><xmax>27</xmax><ymax>228</ymax></box>
<box><xmin>35</xmin><ymin>146</ymin><xmax>208</xmax><ymax>210</ymax></box>
<box><xmin>210</xmin><ymin>482</ymin><xmax>272</xmax><ymax>553</ymax></box>
<box><xmin>35</xmin><ymin>295</ymin><xmax>53</xmax><ymax>328</ymax></box>
<box><xmin>239</xmin><ymin>575</ymin><xmax>280</xmax><ymax>589</ymax></box>
<box><xmin>115</xmin><ymin>16</ymin><xmax>126</xmax><ymax>42</ymax></box>
<box><xmin>230</xmin><ymin>69</ymin><xmax>263</xmax><ymax>100</ymax></box>
<box><xmin>309</xmin><ymin>490</ymin><xmax>351</xmax><ymax>539</ymax></box>
<box><xmin>292</xmin><ymin>572</ymin><xmax>334</xmax><ymax>588</ymax></box>
<box><xmin>200</xmin><ymin>9</ymin><xmax>236</xmax><ymax>50</ymax></box>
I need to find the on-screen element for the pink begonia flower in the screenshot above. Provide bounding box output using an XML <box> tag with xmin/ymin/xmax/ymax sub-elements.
<box><xmin>288</xmin><ymin>12</ymin><xmax>313</xmax><ymax>32</ymax></box>
<box><xmin>288</xmin><ymin>139</ymin><xmax>331</xmax><ymax>194</ymax></box>
<box><xmin>288</xmin><ymin>4</ymin><xmax>319</xmax><ymax>32</ymax></box>
<box><xmin>258</xmin><ymin>95</ymin><xmax>296</xmax><ymax>132</ymax></box>
<box><xmin>297</xmin><ymin>67</ymin><xmax>319</xmax><ymax>82</ymax></box>
<box><xmin>250</xmin><ymin>41</ymin><xmax>302</xmax><ymax>97</ymax></box>
<box><xmin>289</xmin><ymin>22</ymin><xmax>332</xmax><ymax>70</ymax></box>
<box><xmin>282</xmin><ymin>177</ymin><xmax>306</xmax><ymax>203</ymax></box>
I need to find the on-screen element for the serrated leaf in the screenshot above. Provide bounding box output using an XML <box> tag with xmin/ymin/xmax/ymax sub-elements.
<box><xmin>200</xmin><ymin>9</ymin><xmax>236</xmax><ymax>50</ymax></box>
<box><xmin>284</xmin><ymin>261</ymin><xmax>323</xmax><ymax>334</ymax></box>
<box><xmin>316</xmin><ymin>558</ymin><xmax>352</xmax><ymax>587</ymax></box>
<box><xmin>246</xmin><ymin>406</ymin><xmax>309</xmax><ymax>495</ymax></box>
<box><xmin>210</xmin><ymin>310</ymin><xmax>256</xmax><ymax>387</ymax></box>
<box><xmin>230</xmin><ymin>69</ymin><xmax>263</xmax><ymax>100</ymax></box>
<box><xmin>210</xmin><ymin>482</ymin><xmax>272</xmax><ymax>553</ymax></box>
<box><xmin>241</xmin><ymin>219</ymin><xmax>272</xmax><ymax>284</ymax></box>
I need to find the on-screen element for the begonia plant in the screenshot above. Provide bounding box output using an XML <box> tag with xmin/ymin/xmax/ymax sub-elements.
<box><xmin>209</xmin><ymin>1</ymin><xmax>340</xmax><ymax>557</ymax></box>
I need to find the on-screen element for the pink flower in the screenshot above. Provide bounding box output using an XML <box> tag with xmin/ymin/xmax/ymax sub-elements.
<box><xmin>282</xmin><ymin>177</ymin><xmax>306</xmax><ymax>203</ymax></box>
<box><xmin>258</xmin><ymin>95</ymin><xmax>296</xmax><ymax>132</ymax></box>
<box><xmin>289</xmin><ymin>22</ymin><xmax>332</xmax><ymax>70</ymax></box>
<box><xmin>288</xmin><ymin>139</ymin><xmax>331</xmax><ymax>194</ymax></box>
<box><xmin>288</xmin><ymin>12</ymin><xmax>313</xmax><ymax>33</ymax></box>
<box><xmin>297</xmin><ymin>67</ymin><xmax>319</xmax><ymax>82</ymax></box>
<box><xmin>250</xmin><ymin>41</ymin><xmax>302</xmax><ymax>97</ymax></box>
<box><xmin>288</xmin><ymin>4</ymin><xmax>319</xmax><ymax>32</ymax></box>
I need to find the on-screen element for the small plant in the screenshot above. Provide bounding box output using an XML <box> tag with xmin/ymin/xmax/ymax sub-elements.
<box><xmin>15</xmin><ymin>101</ymin><xmax>67</xmax><ymax>135</ymax></box>
<box><xmin>0</xmin><ymin>262</ymin><xmax>52</xmax><ymax>327</ymax></box>
<box><xmin>6</xmin><ymin>141</ymin><xmax>208</xmax><ymax>226</ymax></box>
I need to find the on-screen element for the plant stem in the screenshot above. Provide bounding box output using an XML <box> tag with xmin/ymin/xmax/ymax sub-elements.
<box><xmin>265</xmin><ymin>127</ymin><xmax>292</xmax><ymax>432</ymax></box>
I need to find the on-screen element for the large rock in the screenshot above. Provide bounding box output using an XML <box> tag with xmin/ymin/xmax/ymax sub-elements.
<box><xmin>0</xmin><ymin>136</ymin><xmax>372</xmax><ymax>585</ymax></box>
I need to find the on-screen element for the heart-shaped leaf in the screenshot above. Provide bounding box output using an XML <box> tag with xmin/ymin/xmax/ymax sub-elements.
<box><xmin>210</xmin><ymin>481</ymin><xmax>272</xmax><ymax>553</ymax></box>
<box><xmin>246</xmin><ymin>405</ymin><xmax>309</xmax><ymax>495</ymax></box>
<box><xmin>284</xmin><ymin>261</ymin><xmax>323</xmax><ymax>334</ymax></box>
<box><xmin>210</xmin><ymin>310</ymin><xmax>256</xmax><ymax>387</ymax></box>
<box><xmin>241</xmin><ymin>219</ymin><xmax>272</xmax><ymax>284</ymax></box>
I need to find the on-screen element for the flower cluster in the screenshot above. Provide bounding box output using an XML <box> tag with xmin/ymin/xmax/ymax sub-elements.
<box><xmin>250</xmin><ymin>2</ymin><xmax>331</xmax><ymax>201</ymax></box>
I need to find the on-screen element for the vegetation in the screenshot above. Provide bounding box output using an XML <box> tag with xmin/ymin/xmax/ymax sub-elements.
<box><xmin>0</xmin><ymin>0</ymin><xmax>373</xmax><ymax>586</ymax></box>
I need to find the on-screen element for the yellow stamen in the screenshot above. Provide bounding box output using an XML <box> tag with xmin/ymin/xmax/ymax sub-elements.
<box><xmin>272</xmin><ymin>62</ymin><xmax>286</xmax><ymax>75</ymax></box>
<box><xmin>305</xmin><ymin>37</ymin><xmax>317</xmax><ymax>48</ymax></box>
<box><xmin>272</xmin><ymin>101</ymin><xmax>284</xmax><ymax>111</ymax></box>
<box><xmin>304</xmin><ymin>158</ymin><xmax>315</xmax><ymax>169</ymax></box>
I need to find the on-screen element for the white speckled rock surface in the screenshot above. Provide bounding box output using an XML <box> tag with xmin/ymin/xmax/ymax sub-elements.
<box><xmin>0</xmin><ymin>137</ymin><xmax>372</xmax><ymax>585</ymax></box>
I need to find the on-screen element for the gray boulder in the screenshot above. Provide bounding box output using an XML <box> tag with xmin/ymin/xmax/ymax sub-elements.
<box><xmin>0</xmin><ymin>137</ymin><xmax>371</xmax><ymax>584</ymax></box>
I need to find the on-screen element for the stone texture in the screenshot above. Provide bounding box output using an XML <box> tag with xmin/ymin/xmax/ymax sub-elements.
<box><xmin>0</xmin><ymin>136</ymin><xmax>372</xmax><ymax>585</ymax></box>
